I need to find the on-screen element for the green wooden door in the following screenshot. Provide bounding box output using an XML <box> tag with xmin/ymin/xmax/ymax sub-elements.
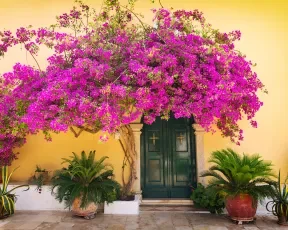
<box><xmin>141</xmin><ymin>116</ymin><xmax>197</xmax><ymax>199</ymax></box>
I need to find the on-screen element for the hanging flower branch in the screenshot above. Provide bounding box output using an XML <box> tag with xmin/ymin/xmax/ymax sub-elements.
<box><xmin>0</xmin><ymin>0</ymin><xmax>266</xmax><ymax>166</ymax></box>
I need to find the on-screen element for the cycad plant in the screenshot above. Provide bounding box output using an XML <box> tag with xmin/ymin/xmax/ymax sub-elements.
<box><xmin>51</xmin><ymin>150</ymin><xmax>120</xmax><ymax>209</ymax></box>
<box><xmin>0</xmin><ymin>166</ymin><xmax>29</xmax><ymax>218</ymax></box>
<box><xmin>201</xmin><ymin>148</ymin><xmax>276</xmax><ymax>202</ymax></box>
<box><xmin>266</xmin><ymin>171</ymin><xmax>288</xmax><ymax>225</ymax></box>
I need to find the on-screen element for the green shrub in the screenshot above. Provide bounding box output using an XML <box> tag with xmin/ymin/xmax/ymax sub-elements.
<box><xmin>191</xmin><ymin>183</ymin><xmax>225</xmax><ymax>214</ymax></box>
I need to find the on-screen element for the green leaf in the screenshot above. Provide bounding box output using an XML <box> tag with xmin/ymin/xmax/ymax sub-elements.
<box><xmin>6</xmin><ymin>184</ymin><xmax>29</xmax><ymax>194</ymax></box>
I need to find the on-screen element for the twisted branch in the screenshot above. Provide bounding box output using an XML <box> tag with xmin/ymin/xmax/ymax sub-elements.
<box><xmin>70</xmin><ymin>127</ymin><xmax>84</xmax><ymax>138</ymax></box>
<box><xmin>118</xmin><ymin>125</ymin><xmax>137</xmax><ymax>196</ymax></box>
<box><xmin>70</xmin><ymin>126</ymin><xmax>100</xmax><ymax>138</ymax></box>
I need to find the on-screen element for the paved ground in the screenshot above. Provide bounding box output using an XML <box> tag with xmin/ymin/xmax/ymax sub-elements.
<box><xmin>0</xmin><ymin>211</ymin><xmax>287</xmax><ymax>230</ymax></box>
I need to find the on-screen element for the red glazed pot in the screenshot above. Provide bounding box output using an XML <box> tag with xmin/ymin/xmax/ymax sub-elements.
<box><xmin>226</xmin><ymin>194</ymin><xmax>257</xmax><ymax>222</ymax></box>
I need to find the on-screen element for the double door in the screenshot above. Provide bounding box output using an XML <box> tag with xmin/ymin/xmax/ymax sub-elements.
<box><xmin>141</xmin><ymin>116</ymin><xmax>197</xmax><ymax>198</ymax></box>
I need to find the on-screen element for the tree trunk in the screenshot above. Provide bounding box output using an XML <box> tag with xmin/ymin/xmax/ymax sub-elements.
<box><xmin>119</xmin><ymin>125</ymin><xmax>137</xmax><ymax>196</ymax></box>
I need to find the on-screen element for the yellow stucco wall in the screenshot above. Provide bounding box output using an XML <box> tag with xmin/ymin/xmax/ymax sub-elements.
<box><xmin>11</xmin><ymin>131</ymin><xmax>128</xmax><ymax>183</ymax></box>
<box><xmin>0</xmin><ymin>0</ymin><xmax>287</xmax><ymax>181</ymax></box>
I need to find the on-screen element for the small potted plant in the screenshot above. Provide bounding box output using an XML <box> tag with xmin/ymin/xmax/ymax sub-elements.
<box><xmin>31</xmin><ymin>165</ymin><xmax>49</xmax><ymax>194</ymax></box>
<box><xmin>191</xmin><ymin>183</ymin><xmax>225</xmax><ymax>214</ymax></box>
<box><xmin>202</xmin><ymin>148</ymin><xmax>275</xmax><ymax>224</ymax></box>
<box><xmin>0</xmin><ymin>166</ymin><xmax>29</xmax><ymax>218</ymax></box>
<box><xmin>34</xmin><ymin>165</ymin><xmax>49</xmax><ymax>181</ymax></box>
<box><xmin>266</xmin><ymin>171</ymin><xmax>288</xmax><ymax>225</ymax></box>
<box><xmin>52</xmin><ymin>150</ymin><xmax>120</xmax><ymax>219</ymax></box>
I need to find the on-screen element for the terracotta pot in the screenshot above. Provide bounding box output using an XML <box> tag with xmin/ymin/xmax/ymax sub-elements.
<box><xmin>71</xmin><ymin>197</ymin><xmax>97</xmax><ymax>219</ymax></box>
<box><xmin>226</xmin><ymin>194</ymin><xmax>257</xmax><ymax>222</ymax></box>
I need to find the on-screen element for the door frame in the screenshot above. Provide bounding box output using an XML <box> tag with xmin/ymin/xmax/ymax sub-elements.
<box><xmin>129</xmin><ymin>121</ymin><xmax>206</xmax><ymax>200</ymax></box>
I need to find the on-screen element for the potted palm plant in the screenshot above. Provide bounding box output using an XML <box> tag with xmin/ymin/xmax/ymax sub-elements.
<box><xmin>201</xmin><ymin>148</ymin><xmax>275</xmax><ymax>224</ymax></box>
<box><xmin>0</xmin><ymin>166</ymin><xmax>29</xmax><ymax>218</ymax></box>
<box><xmin>51</xmin><ymin>150</ymin><xmax>120</xmax><ymax>219</ymax></box>
<box><xmin>266</xmin><ymin>171</ymin><xmax>288</xmax><ymax>225</ymax></box>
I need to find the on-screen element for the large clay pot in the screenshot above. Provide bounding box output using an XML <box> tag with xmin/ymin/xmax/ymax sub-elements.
<box><xmin>72</xmin><ymin>197</ymin><xmax>97</xmax><ymax>219</ymax></box>
<box><xmin>226</xmin><ymin>194</ymin><xmax>257</xmax><ymax>222</ymax></box>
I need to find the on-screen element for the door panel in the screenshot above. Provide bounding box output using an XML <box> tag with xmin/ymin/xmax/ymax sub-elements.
<box><xmin>142</xmin><ymin>117</ymin><xmax>169</xmax><ymax>198</ymax></box>
<box><xmin>141</xmin><ymin>116</ymin><xmax>196</xmax><ymax>199</ymax></box>
<box><xmin>169</xmin><ymin>121</ymin><xmax>193</xmax><ymax>198</ymax></box>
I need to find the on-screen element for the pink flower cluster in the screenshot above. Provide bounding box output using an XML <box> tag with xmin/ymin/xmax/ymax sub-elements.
<box><xmin>0</xmin><ymin>0</ymin><xmax>265</xmax><ymax>165</ymax></box>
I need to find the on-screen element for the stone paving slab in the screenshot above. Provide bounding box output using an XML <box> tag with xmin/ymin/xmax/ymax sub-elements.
<box><xmin>0</xmin><ymin>211</ymin><xmax>287</xmax><ymax>230</ymax></box>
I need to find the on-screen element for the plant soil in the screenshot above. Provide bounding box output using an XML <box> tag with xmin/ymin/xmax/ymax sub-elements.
<box><xmin>119</xmin><ymin>195</ymin><xmax>135</xmax><ymax>201</ymax></box>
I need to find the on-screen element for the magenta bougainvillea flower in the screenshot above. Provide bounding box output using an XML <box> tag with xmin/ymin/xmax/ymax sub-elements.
<box><xmin>0</xmin><ymin>0</ymin><xmax>266</xmax><ymax>165</ymax></box>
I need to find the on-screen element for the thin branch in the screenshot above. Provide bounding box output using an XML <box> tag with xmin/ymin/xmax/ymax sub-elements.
<box><xmin>112</xmin><ymin>68</ymin><xmax>128</xmax><ymax>84</ymax></box>
<box><xmin>76</xmin><ymin>125</ymin><xmax>100</xmax><ymax>134</ymax></box>
<box><xmin>72</xmin><ymin>19</ymin><xmax>78</xmax><ymax>37</ymax></box>
<box><xmin>94</xmin><ymin>0</ymin><xmax>105</xmax><ymax>28</ymax></box>
<box><xmin>25</xmin><ymin>50</ymin><xmax>28</xmax><ymax>65</ymax></box>
<box><xmin>159</xmin><ymin>0</ymin><xmax>164</xmax><ymax>8</ymax></box>
<box><xmin>119</xmin><ymin>137</ymin><xmax>132</xmax><ymax>166</ymax></box>
<box><xmin>64</xmin><ymin>51</ymin><xmax>69</xmax><ymax>64</ymax></box>
<box><xmin>29</xmin><ymin>51</ymin><xmax>42</xmax><ymax>72</ymax></box>
<box><xmin>79</xmin><ymin>19</ymin><xmax>87</xmax><ymax>31</ymax></box>
<box><xmin>70</xmin><ymin>125</ymin><xmax>100</xmax><ymax>137</ymax></box>
<box><xmin>120</xmin><ymin>4</ymin><xmax>148</xmax><ymax>32</ymax></box>
<box><xmin>70</xmin><ymin>127</ymin><xmax>84</xmax><ymax>138</ymax></box>
<box><xmin>119</xmin><ymin>138</ymin><xmax>128</xmax><ymax>186</ymax></box>
<box><xmin>119</xmin><ymin>137</ymin><xmax>134</xmax><ymax>196</ymax></box>
<box><xmin>86</xmin><ymin>13</ymin><xmax>89</xmax><ymax>34</ymax></box>
<box><xmin>121</xmin><ymin>156</ymin><xmax>127</xmax><ymax>186</ymax></box>
<box><xmin>98</xmin><ymin>0</ymin><xmax>105</xmax><ymax>16</ymax></box>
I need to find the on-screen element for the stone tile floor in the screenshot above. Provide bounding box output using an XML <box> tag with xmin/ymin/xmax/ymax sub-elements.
<box><xmin>0</xmin><ymin>211</ymin><xmax>287</xmax><ymax>230</ymax></box>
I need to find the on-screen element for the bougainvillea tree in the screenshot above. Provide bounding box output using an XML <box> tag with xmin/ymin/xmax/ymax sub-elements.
<box><xmin>0</xmin><ymin>0</ymin><xmax>265</xmax><ymax>178</ymax></box>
